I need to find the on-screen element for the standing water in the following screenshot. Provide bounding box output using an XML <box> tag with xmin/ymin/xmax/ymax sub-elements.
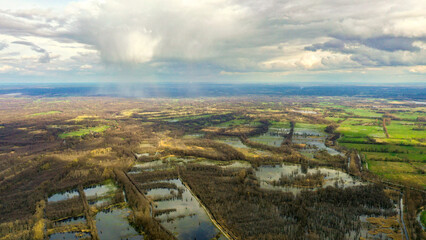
<box><xmin>255</xmin><ymin>164</ymin><xmax>364</xmax><ymax>194</ymax></box>
<box><xmin>145</xmin><ymin>179</ymin><xmax>227</xmax><ymax>240</ymax></box>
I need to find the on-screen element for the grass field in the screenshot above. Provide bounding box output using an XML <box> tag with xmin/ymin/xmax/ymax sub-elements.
<box><xmin>375</xmin><ymin>138</ymin><xmax>425</xmax><ymax>147</ymax></box>
<box><xmin>59</xmin><ymin>125</ymin><xmax>110</xmax><ymax>138</ymax></box>
<box><xmin>337</xmin><ymin>118</ymin><xmax>385</xmax><ymax>138</ymax></box>
<box><xmin>170</xmin><ymin>114</ymin><xmax>213</xmax><ymax>121</ymax></box>
<box><xmin>296</xmin><ymin>123</ymin><xmax>327</xmax><ymax>130</ymax></box>
<box><xmin>342</xmin><ymin>107</ymin><xmax>382</xmax><ymax>118</ymax></box>
<box><xmin>325</xmin><ymin>117</ymin><xmax>345</xmax><ymax>122</ymax></box>
<box><xmin>30</xmin><ymin>111</ymin><xmax>62</xmax><ymax>116</ymax></box>
<box><xmin>270</xmin><ymin>121</ymin><xmax>290</xmax><ymax>128</ymax></box>
<box><xmin>340</xmin><ymin>143</ymin><xmax>425</xmax><ymax>154</ymax></box>
<box><xmin>338</xmin><ymin>137</ymin><xmax>371</xmax><ymax>143</ymax></box>
<box><xmin>340</xmin><ymin>143</ymin><xmax>425</xmax><ymax>162</ymax></box>
<box><xmin>337</xmin><ymin>114</ymin><xmax>425</xmax><ymax>188</ymax></box>
<box><xmin>368</xmin><ymin>161</ymin><xmax>418</xmax><ymax>173</ymax></box>
<box><xmin>364</xmin><ymin>152</ymin><xmax>425</xmax><ymax>162</ymax></box>
<box><xmin>69</xmin><ymin>115</ymin><xmax>99</xmax><ymax>122</ymax></box>
<box><xmin>367</xmin><ymin>160</ymin><xmax>426</xmax><ymax>187</ymax></box>
<box><xmin>217</xmin><ymin>118</ymin><xmax>261</xmax><ymax>127</ymax></box>
<box><xmin>381</xmin><ymin>107</ymin><xmax>426</xmax><ymax>120</ymax></box>
<box><xmin>385</xmin><ymin>121</ymin><xmax>425</xmax><ymax>139</ymax></box>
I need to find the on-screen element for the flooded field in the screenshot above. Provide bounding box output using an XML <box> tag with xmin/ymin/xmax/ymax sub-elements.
<box><xmin>216</xmin><ymin>136</ymin><xmax>248</xmax><ymax>149</ymax></box>
<box><xmin>54</xmin><ymin>216</ymin><xmax>86</xmax><ymax>227</ymax></box>
<box><xmin>129</xmin><ymin>162</ymin><xmax>228</xmax><ymax>240</ymax></box>
<box><xmin>255</xmin><ymin>163</ymin><xmax>364</xmax><ymax>194</ymax></box>
<box><xmin>144</xmin><ymin>179</ymin><xmax>226</xmax><ymax>240</ymax></box>
<box><xmin>129</xmin><ymin>159</ymin><xmax>229</xmax><ymax>239</ymax></box>
<box><xmin>47</xmin><ymin>180</ymin><xmax>143</xmax><ymax>240</ymax></box>
<box><xmin>246</xmin><ymin>124</ymin><xmax>343</xmax><ymax>158</ymax></box>
<box><xmin>48</xmin><ymin>190</ymin><xmax>80</xmax><ymax>203</ymax></box>
<box><xmin>95</xmin><ymin>207</ymin><xmax>143</xmax><ymax>240</ymax></box>
<box><xmin>248</xmin><ymin>127</ymin><xmax>287</xmax><ymax>147</ymax></box>
<box><xmin>85</xmin><ymin>181</ymin><xmax>117</xmax><ymax>198</ymax></box>
<box><xmin>293</xmin><ymin>127</ymin><xmax>342</xmax><ymax>157</ymax></box>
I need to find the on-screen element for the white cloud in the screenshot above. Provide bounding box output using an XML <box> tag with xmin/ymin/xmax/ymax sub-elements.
<box><xmin>0</xmin><ymin>65</ymin><xmax>13</xmax><ymax>72</ymax></box>
<box><xmin>80</xmin><ymin>64</ymin><xmax>92</xmax><ymax>69</ymax></box>
<box><xmin>409</xmin><ymin>65</ymin><xmax>426</xmax><ymax>73</ymax></box>
<box><xmin>0</xmin><ymin>0</ymin><xmax>425</xmax><ymax>81</ymax></box>
<box><xmin>66</xmin><ymin>0</ymin><xmax>251</xmax><ymax>64</ymax></box>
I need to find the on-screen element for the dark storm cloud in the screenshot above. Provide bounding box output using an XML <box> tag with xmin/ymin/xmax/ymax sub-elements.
<box><xmin>304</xmin><ymin>40</ymin><xmax>346</xmax><ymax>52</ymax></box>
<box><xmin>362</xmin><ymin>36</ymin><xmax>420</xmax><ymax>52</ymax></box>
<box><xmin>0</xmin><ymin>0</ymin><xmax>425</xmax><ymax>77</ymax></box>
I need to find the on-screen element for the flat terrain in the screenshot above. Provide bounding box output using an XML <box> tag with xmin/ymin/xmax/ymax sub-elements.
<box><xmin>0</xmin><ymin>95</ymin><xmax>424</xmax><ymax>240</ymax></box>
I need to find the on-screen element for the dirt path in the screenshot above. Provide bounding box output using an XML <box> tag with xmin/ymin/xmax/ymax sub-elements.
<box><xmin>382</xmin><ymin>118</ymin><xmax>390</xmax><ymax>138</ymax></box>
<box><xmin>282</xmin><ymin>121</ymin><xmax>295</xmax><ymax>145</ymax></box>
<box><xmin>114</xmin><ymin>169</ymin><xmax>176</xmax><ymax>239</ymax></box>
<box><xmin>78</xmin><ymin>185</ymin><xmax>99</xmax><ymax>240</ymax></box>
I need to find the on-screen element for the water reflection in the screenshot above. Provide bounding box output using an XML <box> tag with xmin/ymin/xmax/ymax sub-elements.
<box><xmin>145</xmin><ymin>179</ymin><xmax>226</xmax><ymax>240</ymax></box>
<box><xmin>255</xmin><ymin>164</ymin><xmax>364</xmax><ymax>194</ymax></box>
<box><xmin>48</xmin><ymin>190</ymin><xmax>79</xmax><ymax>203</ymax></box>
<box><xmin>95</xmin><ymin>207</ymin><xmax>143</xmax><ymax>240</ymax></box>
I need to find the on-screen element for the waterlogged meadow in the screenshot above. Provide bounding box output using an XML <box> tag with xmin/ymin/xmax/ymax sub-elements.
<box><xmin>1</xmin><ymin>95</ymin><xmax>424</xmax><ymax>239</ymax></box>
<box><xmin>146</xmin><ymin>179</ymin><xmax>226</xmax><ymax>240</ymax></box>
<box><xmin>45</xmin><ymin>180</ymin><xmax>143</xmax><ymax>240</ymax></box>
<box><xmin>128</xmin><ymin>163</ymin><xmax>226</xmax><ymax>240</ymax></box>
<box><xmin>255</xmin><ymin>163</ymin><xmax>364</xmax><ymax>194</ymax></box>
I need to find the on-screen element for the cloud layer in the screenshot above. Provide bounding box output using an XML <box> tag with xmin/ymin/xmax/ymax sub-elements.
<box><xmin>0</xmin><ymin>0</ymin><xmax>425</xmax><ymax>82</ymax></box>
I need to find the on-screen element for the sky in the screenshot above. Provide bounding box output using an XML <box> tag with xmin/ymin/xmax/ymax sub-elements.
<box><xmin>0</xmin><ymin>0</ymin><xmax>425</xmax><ymax>84</ymax></box>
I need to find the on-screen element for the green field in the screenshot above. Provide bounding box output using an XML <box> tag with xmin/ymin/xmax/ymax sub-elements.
<box><xmin>337</xmin><ymin>114</ymin><xmax>425</xmax><ymax>188</ymax></box>
<box><xmin>59</xmin><ymin>125</ymin><xmax>110</xmax><ymax>138</ymax></box>
<box><xmin>386</xmin><ymin>121</ymin><xmax>425</xmax><ymax>139</ymax></box>
<box><xmin>30</xmin><ymin>111</ymin><xmax>62</xmax><ymax>116</ymax></box>
<box><xmin>364</xmin><ymin>152</ymin><xmax>425</xmax><ymax>162</ymax></box>
<box><xmin>296</xmin><ymin>123</ymin><xmax>327</xmax><ymax>130</ymax></box>
<box><xmin>217</xmin><ymin>118</ymin><xmax>261</xmax><ymax>127</ymax></box>
<box><xmin>325</xmin><ymin>117</ymin><xmax>345</xmax><ymax>122</ymax></box>
<box><xmin>270</xmin><ymin>121</ymin><xmax>290</xmax><ymax>128</ymax></box>
<box><xmin>367</xmin><ymin>160</ymin><xmax>426</xmax><ymax>187</ymax></box>
<box><xmin>170</xmin><ymin>114</ymin><xmax>213</xmax><ymax>121</ymax></box>
<box><xmin>346</xmin><ymin>141</ymin><xmax>426</xmax><ymax>163</ymax></box>
<box><xmin>343</xmin><ymin>108</ymin><xmax>382</xmax><ymax>118</ymax></box>
<box><xmin>340</xmin><ymin>143</ymin><xmax>425</xmax><ymax>155</ymax></box>
<box><xmin>338</xmin><ymin>137</ymin><xmax>371</xmax><ymax>143</ymax></box>
<box><xmin>381</xmin><ymin>107</ymin><xmax>426</xmax><ymax>120</ymax></box>
<box><xmin>337</xmin><ymin>118</ymin><xmax>385</xmax><ymax>138</ymax></box>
